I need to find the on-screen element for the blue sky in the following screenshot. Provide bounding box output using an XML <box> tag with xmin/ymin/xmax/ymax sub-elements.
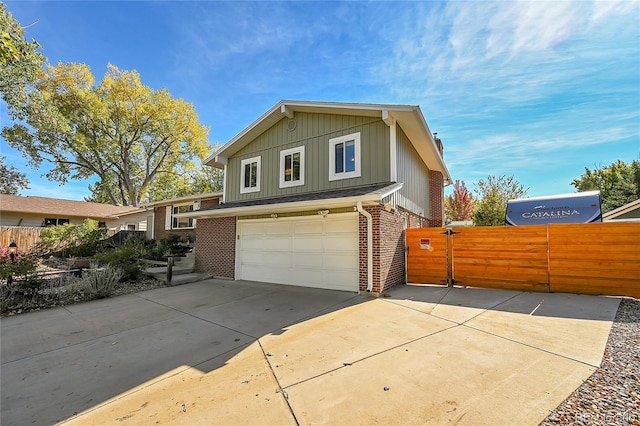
<box><xmin>1</xmin><ymin>0</ymin><xmax>639</xmax><ymax>201</ymax></box>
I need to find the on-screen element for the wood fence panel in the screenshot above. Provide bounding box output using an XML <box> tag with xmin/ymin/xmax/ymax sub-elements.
<box><xmin>548</xmin><ymin>222</ymin><xmax>640</xmax><ymax>299</ymax></box>
<box><xmin>406</xmin><ymin>228</ymin><xmax>448</xmax><ymax>285</ymax></box>
<box><xmin>1</xmin><ymin>226</ymin><xmax>46</xmax><ymax>251</ymax></box>
<box><xmin>452</xmin><ymin>226</ymin><xmax>549</xmax><ymax>292</ymax></box>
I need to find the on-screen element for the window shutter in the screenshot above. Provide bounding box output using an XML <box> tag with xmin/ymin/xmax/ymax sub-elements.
<box><xmin>165</xmin><ymin>206</ymin><xmax>172</xmax><ymax>230</ymax></box>
<box><xmin>194</xmin><ymin>200</ymin><xmax>201</xmax><ymax>210</ymax></box>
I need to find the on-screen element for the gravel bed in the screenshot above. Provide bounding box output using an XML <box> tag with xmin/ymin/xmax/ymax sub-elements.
<box><xmin>540</xmin><ymin>298</ymin><xmax>640</xmax><ymax>425</ymax></box>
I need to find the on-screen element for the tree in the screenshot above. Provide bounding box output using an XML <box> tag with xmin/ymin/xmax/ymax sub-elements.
<box><xmin>445</xmin><ymin>180</ymin><xmax>474</xmax><ymax>222</ymax></box>
<box><xmin>0</xmin><ymin>3</ymin><xmax>48</xmax><ymax>122</ymax></box>
<box><xmin>571</xmin><ymin>160</ymin><xmax>640</xmax><ymax>213</ymax></box>
<box><xmin>2</xmin><ymin>63</ymin><xmax>210</xmax><ymax>206</ymax></box>
<box><xmin>472</xmin><ymin>175</ymin><xmax>528</xmax><ymax>226</ymax></box>
<box><xmin>0</xmin><ymin>155</ymin><xmax>30</xmax><ymax>194</ymax></box>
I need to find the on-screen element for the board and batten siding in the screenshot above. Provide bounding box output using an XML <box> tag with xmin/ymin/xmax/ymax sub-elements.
<box><xmin>225</xmin><ymin>112</ymin><xmax>391</xmax><ymax>203</ymax></box>
<box><xmin>384</xmin><ymin>125</ymin><xmax>430</xmax><ymax>218</ymax></box>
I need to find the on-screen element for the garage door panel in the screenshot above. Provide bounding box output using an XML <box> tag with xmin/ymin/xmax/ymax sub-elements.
<box><xmin>269</xmin><ymin>237</ymin><xmax>292</xmax><ymax>251</ymax></box>
<box><xmin>292</xmin><ymin>252</ymin><xmax>324</xmax><ymax>268</ymax></box>
<box><xmin>325</xmin><ymin>218</ymin><xmax>357</xmax><ymax>233</ymax></box>
<box><xmin>241</xmin><ymin>223</ymin><xmax>265</xmax><ymax>236</ymax></box>
<box><xmin>324</xmin><ymin>270</ymin><xmax>359</xmax><ymax>289</ymax></box>
<box><xmin>294</xmin><ymin>221</ymin><xmax>323</xmax><ymax>234</ymax></box>
<box><xmin>325</xmin><ymin>235</ymin><xmax>359</xmax><ymax>251</ymax></box>
<box><xmin>325</xmin><ymin>253</ymin><xmax>358</xmax><ymax>270</ymax></box>
<box><xmin>242</xmin><ymin>239</ymin><xmax>264</xmax><ymax>250</ymax></box>
<box><xmin>266</xmin><ymin>222</ymin><xmax>292</xmax><ymax>235</ymax></box>
<box><xmin>292</xmin><ymin>237</ymin><xmax>324</xmax><ymax>251</ymax></box>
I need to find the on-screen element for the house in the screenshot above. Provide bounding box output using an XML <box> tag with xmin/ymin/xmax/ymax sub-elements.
<box><xmin>142</xmin><ymin>192</ymin><xmax>222</xmax><ymax>241</ymax></box>
<box><xmin>602</xmin><ymin>199</ymin><xmax>640</xmax><ymax>222</ymax></box>
<box><xmin>176</xmin><ymin>100</ymin><xmax>452</xmax><ymax>295</ymax></box>
<box><xmin>0</xmin><ymin>194</ymin><xmax>148</xmax><ymax>230</ymax></box>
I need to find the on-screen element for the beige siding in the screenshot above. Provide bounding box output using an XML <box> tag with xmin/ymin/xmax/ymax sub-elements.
<box><xmin>226</xmin><ymin>112</ymin><xmax>390</xmax><ymax>202</ymax></box>
<box><xmin>385</xmin><ymin>126</ymin><xmax>430</xmax><ymax>217</ymax></box>
<box><xmin>0</xmin><ymin>212</ymin><xmax>147</xmax><ymax>231</ymax></box>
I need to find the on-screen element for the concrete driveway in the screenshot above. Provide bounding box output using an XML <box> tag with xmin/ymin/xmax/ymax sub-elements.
<box><xmin>0</xmin><ymin>279</ymin><xmax>620</xmax><ymax>425</ymax></box>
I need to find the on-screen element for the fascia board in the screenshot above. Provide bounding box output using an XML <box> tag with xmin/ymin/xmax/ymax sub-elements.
<box><xmin>173</xmin><ymin>193</ymin><xmax>383</xmax><ymax>219</ymax></box>
<box><xmin>142</xmin><ymin>192</ymin><xmax>223</xmax><ymax>208</ymax></box>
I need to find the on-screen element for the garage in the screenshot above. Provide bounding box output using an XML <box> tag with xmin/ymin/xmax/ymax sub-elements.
<box><xmin>236</xmin><ymin>213</ymin><xmax>359</xmax><ymax>292</ymax></box>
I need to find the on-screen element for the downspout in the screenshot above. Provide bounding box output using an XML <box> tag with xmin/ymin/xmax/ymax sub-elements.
<box><xmin>356</xmin><ymin>202</ymin><xmax>373</xmax><ymax>293</ymax></box>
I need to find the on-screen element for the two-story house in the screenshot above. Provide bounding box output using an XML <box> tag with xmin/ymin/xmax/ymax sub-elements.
<box><xmin>176</xmin><ymin>101</ymin><xmax>451</xmax><ymax>295</ymax></box>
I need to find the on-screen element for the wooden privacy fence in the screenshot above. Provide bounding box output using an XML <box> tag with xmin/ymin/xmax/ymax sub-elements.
<box><xmin>1</xmin><ymin>226</ymin><xmax>47</xmax><ymax>251</ymax></box>
<box><xmin>406</xmin><ymin>222</ymin><xmax>640</xmax><ymax>299</ymax></box>
<box><xmin>1</xmin><ymin>226</ymin><xmax>131</xmax><ymax>253</ymax></box>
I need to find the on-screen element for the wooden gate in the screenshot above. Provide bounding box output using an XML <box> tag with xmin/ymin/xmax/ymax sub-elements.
<box><xmin>406</xmin><ymin>228</ymin><xmax>448</xmax><ymax>285</ymax></box>
<box><xmin>406</xmin><ymin>223</ymin><xmax>640</xmax><ymax>299</ymax></box>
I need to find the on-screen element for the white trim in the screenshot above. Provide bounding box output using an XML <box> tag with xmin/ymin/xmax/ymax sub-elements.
<box><xmin>240</xmin><ymin>156</ymin><xmax>261</xmax><ymax>194</ymax></box>
<box><xmin>164</xmin><ymin>206</ymin><xmax>172</xmax><ymax>230</ymax></box>
<box><xmin>389</xmin><ymin>121</ymin><xmax>397</xmax><ymax>182</ymax></box>
<box><xmin>328</xmin><ymin>132</ymin><xmax>361</xmax><ymax>181</ymax></box>
<box><xmin>222</xmin><ymin>164</ymin><xmax>227</xmax><ymax>203</ymax></box>
<box><xmin>279</xmin><ymin>146</ymin><xmax>305</xmax><ymax>188</ymax></box>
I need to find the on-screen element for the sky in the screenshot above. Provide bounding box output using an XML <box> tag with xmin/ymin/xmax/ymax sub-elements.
<box><xmin>1</xmin><ymin>0</ymin><xmax>639</xmax><ymax>201</ymax></box>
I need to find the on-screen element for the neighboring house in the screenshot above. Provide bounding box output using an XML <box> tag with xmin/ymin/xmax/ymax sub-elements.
<box><xmin>177</xmin><ymin>100</ymin><xmax>452</xmax><ymax>295</ymax></box>
<box><xmin>603</xmin><ymin>199</ymin><xmax>640</xmax><ymax>222</ymax></box>
<box><xmin>0</xmin><ymin>194</ymin><xmax>148</xmax><ymax>230</ymax></box>
<box><xmin>142</xmin><ymin>192</ymin><xmax>222</xmax><ymax>241</ymax></box>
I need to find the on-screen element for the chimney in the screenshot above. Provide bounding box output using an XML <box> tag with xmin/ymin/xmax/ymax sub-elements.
<box><xmin>433</xmin><ymin>133</ymin><xmax>444</xmax><ymax>157</ymax></box>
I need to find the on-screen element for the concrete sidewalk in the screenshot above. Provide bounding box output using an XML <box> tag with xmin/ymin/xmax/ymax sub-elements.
<box><xmin>0</xmin><ymin>280</ymin><xmax>620</xmax><ymax>425</ymax></box>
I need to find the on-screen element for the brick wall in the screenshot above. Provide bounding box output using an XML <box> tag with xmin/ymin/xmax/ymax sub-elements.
<box><xmin>194</xmin><ymin>216</ymin><xmax>236</xmax><ymax>279</ymax></box>
<box><xmin>429</xmin><ymin>171</ymin><xmax>445</xmax><ymax>227</ymax></box>
<box><xmin>359</xmin><ymin>204</ymin><xmax>406</xmax><ymax>295</ymax></box>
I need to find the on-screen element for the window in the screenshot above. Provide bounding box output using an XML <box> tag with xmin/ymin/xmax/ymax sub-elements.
<box><xmin>43</xmin><ymin>218</ymin><xmax>70</xmax><ymax>227</ymax></box>
<box><xmin>172</xmin><ymin>204</ymin><xmax>195</xmax><ymax>229</ymax></box>
<box><xmin>240</xmin><ymin>156</ymin><xmax>261</xmax><ymax>194</ymax></box>
<box><xmin>126</xmin><ymin>224</ymin><xmax>137</xmax><ymax>231</ymax></box>
<box><xmin>164</xmin><ymin>202</ymin><xmax>199</xmax><ymax>230</ymax></box>
<box><xmin>329</xmin><ymin>132</ymin><xmax>361</xmax><ymax>181</ymax></box>
<box><xmin>279</xmin><ymin>146</ymin><xmax>305</xmax><ymax>188</ymax></box>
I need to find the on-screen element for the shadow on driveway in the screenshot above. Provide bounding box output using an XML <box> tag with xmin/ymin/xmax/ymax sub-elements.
<box><xmin>0</xmin><ymin>279</ymin><xmax>367</xmax><ymax>426</ymax></box>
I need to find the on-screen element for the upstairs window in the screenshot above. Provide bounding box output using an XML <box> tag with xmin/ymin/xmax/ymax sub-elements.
<box><xmin>279</xmin><ymin>146</ymin><xmax>305</xmax><ymax>188</ymax></box>
<box><xmin>329</xmin><ymin>132</ymin><xmax>361</xmax><ymax>181</ymax></box>
<box><xmin>240</xmin><ymin>156</ymin><xmax>261</xmax><ymax>194</ymax></box>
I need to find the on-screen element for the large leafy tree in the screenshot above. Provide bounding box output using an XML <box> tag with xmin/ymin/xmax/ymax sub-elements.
<box><xmin>0</xmin><ymin>3</ymin><xmax>48</xmax><ymax>122</ymax></box>
<box><xmin>571</xmin><ymin>160</ymin><xmax>640</xmax><ymax>213</ymax></box>
<box><xmin>472</xmin><ymin>175</ymin><xmax>528</xmax><ymax>226</ymax></box>
<box><xmin>445</xmin><ymin>180</ymin><xmax>474</xmax><ymax>222</ymax></box>
<box><xmin>3</xmin><ymin>63</ymin><xmax>210</xmax><ymax>206</ymax></box>
<box><xmin>0</xmin><ymin>155</ymin><xmax>29</xmax><ymax>194</ymax></box>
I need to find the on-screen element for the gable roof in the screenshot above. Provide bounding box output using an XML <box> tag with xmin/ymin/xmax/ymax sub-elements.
<box><xmin>206</xmin><ymin>100</ymin><xmax>452</xmax><ymax>184</ymax></box>
<box><xmin>602</xmin><ymin>198</ymin><xmax>640</xmax><ymax>221</ymax></box>
<box><xmin>0</xmin><ymin>194</ymin><xmax>145</xmax><ymax>219</ymax></box>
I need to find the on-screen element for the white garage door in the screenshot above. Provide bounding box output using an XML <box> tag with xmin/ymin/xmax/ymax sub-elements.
<box><xmin>237</xmin><ymin>213</ymin><xmax>359</xmax><ymax>292</ymax></box>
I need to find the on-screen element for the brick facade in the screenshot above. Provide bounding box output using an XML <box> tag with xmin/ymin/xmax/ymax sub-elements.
<box><xmin>429</xmin><ymin>170</ymin><xmax>445</xmax><ymax>227</ymax></box>
<box><xmin>152</xmin><ymin>198</ymin><xmax>219</xmax><ymax>242</ymax></box>
<box><xmin>358</xmin><ymin>205</ymin><xmax>406</xmax><ymax>295</ymax></box>
<box><xmin>194</xmin><ymin>216</ymin><xmax>236</xmax><ymax>279</ymax></box>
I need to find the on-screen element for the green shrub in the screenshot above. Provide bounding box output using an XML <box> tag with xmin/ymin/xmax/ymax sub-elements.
<box><xmin>40</xmin><ymin>219</ymin><xmax>107</xmax><ymax>257</ymax></box>
<box><xmin>95</xmin><ymin>240</ymin><xmax>143</xmax><ymax>281</ymax></box>
<box><xmin>77</xmin><ymin>267</ymin><xmax>123</xmax><ymax>299</ymax></box>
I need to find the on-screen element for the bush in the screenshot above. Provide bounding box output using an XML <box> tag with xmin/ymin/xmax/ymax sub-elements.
<box><xmin>95</xmin><ymin>239</ymin><xmax>144</xmax><ymax>281</ymax></box>
<box><xmin>40</xmin><ymin>219</ymin><xmax>108</xmax><ymax>257</ymax></box>
<box><xmin>77</xmin><ymin>267</ymin><xmax>123</xmax><ymax>299</ymax></box>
